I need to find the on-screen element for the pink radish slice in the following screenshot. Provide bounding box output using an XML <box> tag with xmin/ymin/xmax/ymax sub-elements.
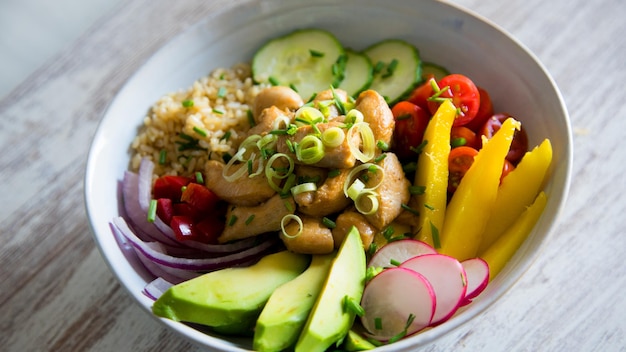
<box><xmin>360</xmin><ymin>267</ymin><xmax>436</xmax><ymax>341</ymax></box>
<box><xmin>461</xmin><ymin>257</ymin><xmax>490</xmax><ymax>300</ymax></box>
<box><xmin>368</xmin><ymin>239</ymin><xmax>437</xmax><ymax>269</ymax></box>
<box><xmin>400</xmin><ymin>254</ymin><xmax>467</xmax><ymax>325</ymax></box>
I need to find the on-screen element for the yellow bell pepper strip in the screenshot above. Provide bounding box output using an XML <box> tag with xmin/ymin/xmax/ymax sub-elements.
<box><xmin>478</xmin><ymin>139</ymin><xmax>552</xmax><ymax>253</ymax></box>
<box><xmin>410</xmin><ymin>99</ymin><xmax>456</xmax><ymax>248</ymax></box>
<box><xmin>439</xmin><ymin>117</ymin><xmax>520</xmax><ymax>261</ymax></box>
<box><xmin>480</xmin><ymin>191</ymin><xmax>547</xmax><ymax>281</ymax></box>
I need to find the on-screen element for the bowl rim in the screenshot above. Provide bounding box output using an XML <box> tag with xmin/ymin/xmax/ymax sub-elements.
<box><xmin>84</xmin><ymin>0</ymin><xmax>573</xmax><ymax>350</ymax></box>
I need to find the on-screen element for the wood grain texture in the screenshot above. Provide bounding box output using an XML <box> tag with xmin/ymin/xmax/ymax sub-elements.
<box><xmin>1</xmin><ymin>0</ymin><xmax>624</xmax><ymax>351</ymax></box>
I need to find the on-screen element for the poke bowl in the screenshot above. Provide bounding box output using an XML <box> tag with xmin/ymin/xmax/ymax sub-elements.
<box><xmin>84</xmin><ymin>0</ymin><xmax>572</xmax><ymax>351</ymax></box>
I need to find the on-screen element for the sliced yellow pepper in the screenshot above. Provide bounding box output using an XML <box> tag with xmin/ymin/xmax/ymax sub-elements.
<box><xmin>481</xmin><ymin>191</ymin><xmax>547</xmax><ymax>281</ymax></box>
<box><xmin>478</xmin><ymin>139</ymin><xmax>552</xmax><ymax>253</ymax></box>
<box><xmin>411</xmin><ymin>99</ymin><xmax>456</xmax><ymax>248</ymax></box>
<box><xmin>439</xmin><ymin>117</ymin><xmax>520</xmax><ymax>261</ymax></box>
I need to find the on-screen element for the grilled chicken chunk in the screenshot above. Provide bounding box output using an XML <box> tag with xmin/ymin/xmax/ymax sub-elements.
<box><xmin>253</xmin><ymin>86</ymin><xmax>303</xmax><ymax>121</ymax></box>
<box><xmin>280</xmin><ymin>215</ymin><xmax>334</xmax><ymax>254</ymax></box>
<box><xmin>354</xmin><ymin>90</ymin><xmax>395</xmax><ymax>146</ymax></box>
<box><xmin>294</xmin><ymin>168</ymin><xmax>351</xmax><ymax>217</ymax></box>
<box><xmin>218</xmin><ymin>194</ymin><xmax>295</xmax><ymax>243</ymax></box>
<box><xmin>332</xmin><ymin>210</ymin><xmax>376</xmax><ymax>250</ymax></box>
<box><xmin>204</xmin><ymin>160</ymin><xmax>275</xmax><ymax>206</ymax></box>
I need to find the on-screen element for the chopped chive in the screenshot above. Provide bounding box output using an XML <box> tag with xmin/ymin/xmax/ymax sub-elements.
<box><xmin>424</xmin><ymin>203</ymin><xmax>435</xmax><ymax>211</ymax></box>
<box><xmin>376</xmin><ymin>140</ymin><xmax>389</xmax><ymax>151</ymax></box>
<box><xmin>222</xmin><ymin>152</ymin><xmax>232</xmax><ymax>163</ymax></box>
<box><xmin>409</xmin><ymin>185</ymin><xmax>426</xmax><ymax>195</ymax></box>
<box><xmin>158</xmin><ymin>149</ymin><xmax>167</xmax><ymax>164</ymax></box>
<box><xmin>245</xmin><ymin>214</ymin><xmax>255</xmax><ymax>225</ymax></box>
<box><xmin>327</xmin><ymin>169</ymin><xmax>341</xmax><ymax>178</ymax></box>
<box><xmin>343</xmin><ymin>296</ymin><xmax>365</xmax><ymax>317</ymax></box>
<box><xmin>212</xmin><ymin>108</ymin><xmax>224</xmax><ymax>115</ymax></box>
<box><xmin>309</xmin><ymin>49</ymin><xmax>325</xmax><ymax>57</ymax></box>
<box><xmin>451</xmin><ymin>137</ymin><xmax>467</xmax><ymax>148</ymax></box>
<box><xmin>367</xmin><ymin>243</ymin><xmax>378</xmax><ymax>257</ymax></box>
<box><xmin>382</xmin><ymin>226</ymin><xmax>395</xmax><ymax>239</ymax></box>
<box><xmin>247</xmin><ymin>109</ymin><xmax>255</xmax><ymax>127</ymax></box>
<box><xmin>147</xmin><ymin>199</ymin><xmax>157</xmax><ymax>223</ymax></box>
<box><xmin>374</xmin><ymin>317</ymin><xmax>383</xmax><ymax>330</ymax></box>
<box><xmin>410</xmin><ymin>140</ymin><xmax>428</xmax><ymax>155</ymax></box>
<box><xmin>306</xmin><ymin>92</ymin><xmax>318</xmax><ymax>104</ymax></box>
<box><xmin>220</xmin><ymin>130</ymin><xmax>231</xmax><ymax>141</ymax></box>
<box><xmin>193</xmin><ymin>126</ymin><xmax>208</xmax><ymax>137</ymax></box>
<box><xmin>217</xmin><ymin>86</ymin><xmax>227</xmax><ymax>98</ymax></box>
<box><xmin>228</xmin><ymin>215</ymin><xmax>238</xmax><ymax>226</ymax></box>
<box><xmin>401</xmin><ymin>203</ymin><xmax>420</xmax><ymax>216</ymax></box>
<box><xmin>182</xmin><ymin>99</ymin><xmax>194</xmax><ymax>108</ymax></box>
<box><xmin>178</xmin><ymin>133</ymin><xmax>195</xmax><ymax>141</ymax></box>
<box><xmin>430</xmin><ymin>220</ymin><xmax>441</xmax><ymax>249</ymax></box>
<box><xmin>247</xmin><ymin>159</ymin><xmax>253</xmax><ymax>175</ymax></box>
<box><xmin>403</xmin><ymin>162</ymin><xmax>417</xmax><ymax>174</ymax></box>
<box><xmin>388</xmin><ymin>314</ymin><xmax>416</xmax><ymax>343</ymax></box>
<box><xmin>195</xmin><ymin>171</ymin><xmax>204</xmax><ymax>184</ymax></box>
<box><xmin>366</xmin><ymin>266</ymin><xmax>383</xmax><ymax>282</ymax></box>
<box><xmin>390</xmin><ymin>258</ymin><xmax>402</xmax><ymax>266</ymax></box>
<box><xmin>373</xmin><ymin>61</ymin><xmax>385</xmax><ymax>74</ymax></box>
<box><xmin>374</xmin><ymin>154</ymin><xmax>387</xmax><ymax>163</ymax></box>
<box><xmin>286</xmin><ymin>139</ymin><xmax>296</xmax><ymax>153</ymax></box>
<box><xmin>396</xmin><ymin>113</ymin><xmax>412</xmax><ymax>121</ymax></box>
<box><xmin>289</xmin><ymin>83</ymin><xmax>298</xmax><ymax>92</ymax></box>
<box><xmin>382</xmin><ymin>58</ymin><xmax>399</xmax><ymax>78</ymax></box>
<box><xmin>181</xmin><ymin>186</ymin><xmax>187</xmax><ymax>193</ymax></box>
<box><xmin>268</xmin><ymin>76</ymin><xmax>280</xmax><ymax>86</ymax></box>
<box><xmin>331</xmin><ymin>85</ymin><xmax>346</xmax><ymax>115</ymax></box>
<box><xmin>284</xmin><ymin>200</ymin><xmax>294</xmax><ymax>212</ymax></box>
<box><xmin>322</xmin><ymin>217</ymin><xmax>336</xmax><ymax>229</ymax></box>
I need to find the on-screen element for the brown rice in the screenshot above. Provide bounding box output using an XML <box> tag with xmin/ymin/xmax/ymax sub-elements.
<box><xmin>130</xmin><ymin>63</ymin><xmax>268</xmax><ymax>177</ymax></box>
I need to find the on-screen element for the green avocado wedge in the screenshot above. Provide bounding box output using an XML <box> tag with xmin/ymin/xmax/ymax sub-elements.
<box><xmin>152</xmin><ymin>251</ymin><xmax>310</xmax><ymax>329</ymax></box>
<box><xmin>295</xmin><ymin>226</ymin><xmax>366</xmax><ymax>352</ymax></box>
<box><xmin>253</xmin><ymin>253</ymin><xmax>335</xmax><ymax>352</ymax></box>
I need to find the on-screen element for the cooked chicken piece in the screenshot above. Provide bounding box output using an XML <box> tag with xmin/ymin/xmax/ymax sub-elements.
<box><xmin>363</xmin><ymin>152</ymin><xmax>410</xmax><ymax>229</ymax></box>
<box><xmin>253</xmin><ymin>86</ymin><xmax>303</xmax><ymax>121</ymax></box>
<box><xmin>332</xmin><ymin>210</ymin><xmax>376</xmax><ymax>250</ymax></box>
<box><xmin>276</xmin><ymin>121</ymin><xmax>358</xmax><ymax>169</ymax></box>
<box><xmin>280</xmin><ymin>215</ymin><xmax>334</xmax><ymax>254</ymax></box>
<box><xmin>247</xmin><ymin>105</ymin><xmax>294</xmax><ymax>138</ymax></box>
<box><xmin>294</xmin><ymin>168</ymin><xmax>351</xmax><ymax>217</ymax></box>
<box><xmin>354</xmin><ymin>90</ymin><xmax>395</xmax><ymax>146</ymax></box>
<box><xmin>218</xmin><ymin>194</ymin><xmax>295</xmax><ymax>243</ymax></box>
<box><xmin>204</xmin><ymin>160</ymin><xmax>275</xmax><ymax>206</ymax></box>
<box><xmin>311</xmin><ymin>88</ymin><xmax>350</xmax><ymax>120</ymax></box>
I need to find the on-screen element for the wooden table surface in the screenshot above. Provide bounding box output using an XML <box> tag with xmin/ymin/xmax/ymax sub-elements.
<box><xmin>1</xmin><ymin>0</ymin><xmax>624</xmax><ymax>351</ymax></box>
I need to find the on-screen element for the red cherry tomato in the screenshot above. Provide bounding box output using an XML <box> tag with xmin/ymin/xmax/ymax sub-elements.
<box><xmin>479</xmin><ymin>113</ymin><xmax>529</xmax><ymax>165</ymax></box>
<box><xmin>391</xmin><ymin>101</ymin><xmax>430</xmax><ymax>160</ymax></box>
<box><xmin>427</xmin><ymin>74</ymin><xmax>480</xmax><ymax>127</ymax></box>
<box><xmin>153</xmin><ymin>175</ymin><xmax>193</xmax><ymax>200</ymax></box>
<box><xmin>501</xmin><ymin>159</ymin><xmax>515</xmax><ymax>182</ymax></box>
<box><xmin>448</xmin><ymin>146</ymin><xmax>478</xmax><ymax>193</ymax></box>
<box><xmin>465</xmin><ymin>86</ymin><xmax>494</xmax><ymax>132</ymax></box>
<box><xmin>450</xmin><ymin>126</ymin><xmax>479</xmax><ymax>149</ymax></box>
<box><xmin>407</xmin><ymin>77</ymin><xmax>435</xmax><ymax>111</ymax></box>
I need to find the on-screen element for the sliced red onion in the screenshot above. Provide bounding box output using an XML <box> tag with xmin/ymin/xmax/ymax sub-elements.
<box><xmin>143</xmin><ymin>277</ymin><xmax>175</xmax><ymax>301</ymax></box>
<box><xmin>137</xmin><ymin>157</ymin><xmax>155</xmax><ymax>212</ymax></box>
<box><xmin>112</xmin><ymin>216</ymin><xmax>278</xmax><ymax>271</ymax></box>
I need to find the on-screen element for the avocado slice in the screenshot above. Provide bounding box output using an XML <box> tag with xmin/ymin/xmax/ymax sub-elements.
<box><xmin>253</xmin><ymin>253</ymin><xmax>335</xmax><ymax>352</ymax></box>
<box><xmin>295</xmin><ymin>226</ymin><xmax>366</xmax><ymax>352</ymax></box>
<box><xmin>343</xmin><ymin>329</ymin><xmax>377</xmax><ymax>351</ymax></box>
<box><xmin>152</xmin><ymin>251</ymin><xmax>310</xmax><ymax>329</ymax></box>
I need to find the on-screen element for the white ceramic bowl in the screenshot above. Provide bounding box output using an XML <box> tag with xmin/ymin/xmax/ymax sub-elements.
<box><xmin>85</xmin><ymin>0</ymin><xmax>572</xmax><ymax>350</ymax></box>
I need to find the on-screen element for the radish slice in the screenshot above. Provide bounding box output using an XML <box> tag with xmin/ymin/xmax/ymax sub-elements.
<box><xmin>368</xmin><ymin>239</ymin><xmax>437</xmax><ymax>269</ymax></box>
<box><xmin>360</xmin><ymin>267</ymin><xmax>436</xmax><ymax>341</ymax></box>
<box><xmin>461</xmin><ymin>257</ymin><xmax>490</xmax><ymax>300</ymax></box>
<box><xmin>400</xmin><ymin>254</ymin><xmax>467</xmax><ymax>325</ymax></box>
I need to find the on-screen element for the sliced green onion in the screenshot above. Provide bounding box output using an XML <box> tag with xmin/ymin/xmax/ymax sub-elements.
<box><xmin>327</xmin><ymin>169</ymin><xmax>341</xmax><ymax>178</ymax></box>
<box><xmin>330</xmin><ymin>85</ymin><xmax>346</xmax><ymax>115</ymax></box>
<box><xmin>284</xmin><ymin>199</ymin><xmax>294</xmax><ymax>212</ymax></box>
<box><xmin>347</xmin><ymin>122</ymin><xmax>376</xmax><ymax>162</ymax></box>
<box><xmin>295</xmin><ymin>106</ymin><xmax>325</xmax><ymax>126</ymax></box>
<box><xmin>366</xmin><ymin>266</ymin><xmax>383</xmax><ymax>282</ymax></box>
<box><xmin>321</xmin><ymin>126</ymin><xmax>345</xmax><ymax>148</ymax></box>
<box><xmin>268</xmin><ymin>76</ymin><xmax>280</xmax><ymax>86</ymax></box>
<box><xmin>347</xmin><ymin>178</ymin><xmax>366</xmax><ymax>201</ymax></box>
<box><xmin>345</xmin><ymin>109</ymin><xmax>364</xmax><ymax>124</ymax></box>
<box><xmin>382</xmin><ymin>226</ymin><xmax>395</xmax><ymax>239</ymax></box>
<box><xmin>147</xmin><ymin>199</ymin><xmax>157</xmax><ymax>223</ymax></box>
<box><xmin>281</xmin><ymin>214</ymin><xmax>303</xmax><ymax>239</ymax></box>
<box><xmin>409</xmin><ymin>185</ymin><xmax>426</xmax><ymax>195</ymax></box>
<box><xmin>376</xmin><ymin>140</ymin><xmax>389</xmax><ymax>151</ymax></box>
<box><xmin>212</xmin><ymin>108</ymin><xmax>224</xmax><ymax>115</ymax></box>
<box><xmin>309</xmin><ymin>49</ymin><xmax>325</xmax><ymax>57</ymax></box>
<box><xmin>390</xmin><ymin>258</ymin><xmax>402</xmax><ymax>266</ymax></box>
<box><xmin>247</xmin><ymin>109</ymin><xmax>255</xmax><ymax>127</ymax></box>
<box><xmin>343</xmin><ymin>296</ymin><xmax>365</xmax><ymax>317</ymax></box>
<box><xmin>430</xmin><ymin>220</ymin><xmax>441</xmax><ymax>249</ymax></box>
<box><xmin>222</xmin><ymin>147</ymin><xmax>250</xmax><ymax>182</ymax></box>
<box><xmin>451</xmin><ymin>137</ymin><xmax>467</xmax><ymax>148</ymax></box>
<box><xmin>322</xmin><ymin>217</ymin><xmax>336</xmax><ymax>229</ymax></box>
<box><xmin>354</xmin><ymin>190</ymin><xmax>379</xmax><ymax>215</ymax></box>
<box><xmin>228</xmin><ymin>215</ymin><xmax>238</xmax><ymax>226</ymax></box>
<box><xmin>280</xmin><ymin>173</ymin><xmax>297</xmax><ymax>198</ymax></box>
<box><xmin>401</xmin><ymin>203</ymin><xmax>419</xmax><ymax>216</ymax></box>
<box><xmin>382</xmin><ymin>58</ymin><xmax>399</xmax><ymax>78</ymax></box>
<box><xmin>289</xmin><ymin>83</ymin><xmax>298</xmax><ymax>92</ymax></box>
<box><xmin>265</xmin><ymin>153</ymin><xmax>295</xmax><ymax>192</ymax></box>
<box><xmin>217</xmin><ymin>86</ymin><xmax>227</xmax><ymax>98</ymax></box>
<box><xmin>195</xmin><ymin>172</ymin><xmax>204</xmax><ymax>184</ymax></box>
<box><xmin>296</xmin><ymin>135</ymin><xmax>324</xmax><ymax>164</ymax></box>
<box><xmin>291</xmin><ymin>182</ymin><xmax>317</xmax><ymax>196</ymax></box>
<box><xmin>343</xmin><ymin>163</ymin><xmax>384</xmax><ymax>198</ymax></box>
<box><xmin>374</xmin><ymin>154</ymin><xmax>387</xmax><ymax>163</ymax></box>
<box><xmin>374</xmin><ymin>317</ymin><xmax>383</xmax><ymax>330</ymax></box>
<box><xmin>220</xmin><ymin>130</ymin><xmax>231</xmax><ymax>141</ymax></box>
<box><xmin>424</xmin><ymin>203</ymin><xmax>435</xmax><ymax>211</ymax></box>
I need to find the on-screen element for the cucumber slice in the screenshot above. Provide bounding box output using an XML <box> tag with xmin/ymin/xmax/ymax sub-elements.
<box><xmin>252</xmin><ymin>29</ymin><xmax>345</xmax><ymax>101</ymax></box>
<box><xmin>339</xmin><ymin>49</ymin><xmax>373</xmax><ymax>97</ymax></box>
<box><xmin>422</xmin><ymin>61</ymin><xmax>450</xmax><ymax>81</ymax></box>
<box><xmin>363</xmin><ymin>39</ymin><xmax>421</xmax><ymax>104</ymax></box>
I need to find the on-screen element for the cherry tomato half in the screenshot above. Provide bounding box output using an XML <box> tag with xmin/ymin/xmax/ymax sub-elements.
<box><xmin>407</xmin><ymin>77</ymin><xmax>435</xmax><ymax>112</ymax></box>
<box><xmin>479</xmin><ymin>113</ymin><xmax>529</xmax><ymax>165</ymax></box>
<box><xmin>391</xmin><ymin>101</ymin><xmax>430</xmax><ymax>160</ymax></box>
<box><xmin>450</xmin><ymin>126</ymin><xmax>479</xmax><ymax>149</ymax></box>
<box><xmin>448</xmin><ymin>146</ymin><xmax>479</xmax><ymax>193</ymax></box>
<box><xmin>465</xmin><ymin>86</ymin><xmax>494</xmax><ymax>132</ymax></box>
<box><xmin>427</xmin><ymin>74</ymin><xmax>480</xmax><ymax>127</ymax></box>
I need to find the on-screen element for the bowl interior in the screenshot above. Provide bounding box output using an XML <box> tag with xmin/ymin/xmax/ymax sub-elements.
<box><xmin>85</xmin><ymin>0</ymin><xmax>572</xmax><ymax>350</ymax></box>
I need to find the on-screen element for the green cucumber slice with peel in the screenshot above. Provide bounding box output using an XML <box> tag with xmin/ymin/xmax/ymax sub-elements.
<box><xmin>339</xmin><ymin>49</ymin><xmax>373</xmax><ymax>97</ymax></box>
